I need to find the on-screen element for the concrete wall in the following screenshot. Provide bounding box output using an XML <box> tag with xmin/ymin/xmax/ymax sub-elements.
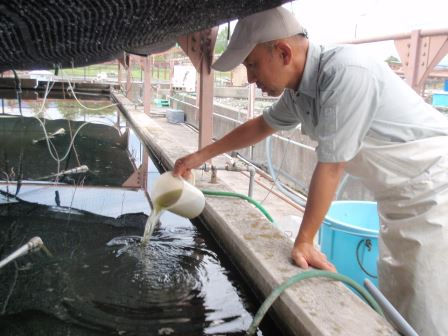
<box><xmin>171</xmin><ymin>95</ymin><xmax>373</xmax><ymax>201</ymax></box>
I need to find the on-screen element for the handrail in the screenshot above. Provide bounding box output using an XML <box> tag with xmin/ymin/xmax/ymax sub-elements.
<box><xmin>339</xmin><ymin>28</ymin><xmax>448</xmax><ymax>44</ymax></box>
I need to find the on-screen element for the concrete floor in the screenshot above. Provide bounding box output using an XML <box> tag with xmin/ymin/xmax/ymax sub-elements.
<box><xmin>113</xmin><ymin>91</ymin><xmax>399</xmax><ymax>336</ymax></box>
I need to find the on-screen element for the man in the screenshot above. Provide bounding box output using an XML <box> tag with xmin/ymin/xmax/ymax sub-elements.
<box><xmin>173</xmin><ymin>6</ymin><xmax>448</xmax><ymax>335</ymax></box>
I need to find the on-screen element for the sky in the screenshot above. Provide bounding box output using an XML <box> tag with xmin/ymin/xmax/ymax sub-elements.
<box><xmin>286</xmin><ymin>0</ymin><xmax>448</xmax><ymax>62</ymax></box>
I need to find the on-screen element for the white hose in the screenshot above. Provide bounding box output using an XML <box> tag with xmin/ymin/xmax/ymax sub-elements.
<box><xmin>266</xmin><ymin>136</ymin><xmax>351</xmax><ymax>204</ymax></box>
<box><xmin>265</xmin><ymin>136</ymin><xmax>307</xmax><ymax>207</ymax></box>
<box><xmin>61</xmin><ymin>69</ymin><xmax>118</xmax><ymax>111</ymax></box>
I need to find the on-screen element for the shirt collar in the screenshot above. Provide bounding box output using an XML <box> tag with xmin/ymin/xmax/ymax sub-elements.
<box><xmin>294</xmin><ymin>42</ymin><xmax>322</xmax><ymax>99</ymax></box>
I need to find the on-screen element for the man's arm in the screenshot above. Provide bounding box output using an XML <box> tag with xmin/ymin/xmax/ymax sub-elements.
<box><xmin>291</xmin><ymin>161</ymin><xmax>346</xmax><ymax>272</ymax></box>
<box><xmin>173</xmin><ymin>115</ymin><xmax>276</xmax><ymax>178</ymax></box>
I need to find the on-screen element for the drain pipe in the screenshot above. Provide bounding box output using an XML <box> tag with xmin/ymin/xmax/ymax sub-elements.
<box><xmin>364</xmin><ymin>279</ymin><xmax>419</xmax><ymax>336</ymax></box>
<box><xmin>0</xmin><ymin>237</ymin><xmax>47</xmax><ymax>269</ymax></box>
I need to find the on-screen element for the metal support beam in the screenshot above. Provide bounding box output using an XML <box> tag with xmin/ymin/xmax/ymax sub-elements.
<box><xmin>407</xmin><ymin>30</ymin><xmax>422</xmax><ymax>90</ymax></box>
<box><xmin>395</xmin><ymin>30</ymin><xmax>448</xmax><ymax>93</ymax></box>
<box><xmin>0</xmin><ymin>78</ymin><xmax>111</xmax><ymax>100</ymax></box>
<box><xmin>143</xmin><ymin>56</ymin><xmax>152</xmax><ymax>115</ymax></box>
<box><xmin>141</xmin><ymin>148</ymin><xmax>148</xmax><ymax>191</ymax></box>
<box><xmin>122</xmin><ymin>165</ymin><xmax>143</xmax><ymax>189</ymax></box>
<box><xmin>122</xmin><ymin>149</ymin><xmax>148</xmax><ymax>190</ymax></box>
<box><xmin>178</xmin><ymin>27</ymin><xmax>218</xmax><ymax>149</ymax></box>
<box><xmin>196</xmin><ymin>70</ymin><xmax>201</xmax><ymax>107</ymax></box>
<box><xmin>198</xmin><ymin>41</ymin><xmax>215</xmax><ymax>149</ymax></box>
<box><xmin>118</xmin><ymin>61</ymin><xmax>122</xmax><ymax>89</ymax></box>
<box><xmin>126</xmin><ymin>55</ymin><xmax>132</xmax><ymax>97</ymax></box>
<box><xmin>340</xmin><ymin>28</ymin><xmax>448</xmax><ymax>94</ymax></box>
<box><xmin>169</xmin><ymin>59</ymin><xmax>174</xmax><ymax>93</ymax></box>
<box><xmin>118</xmin><ymin>53</ymin><xmax>130</xmax><ymax>92</ymax></box>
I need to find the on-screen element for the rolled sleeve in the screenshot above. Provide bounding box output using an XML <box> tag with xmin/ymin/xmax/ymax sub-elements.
<box><xmin>262</xmin><ymin>90</ymin><xmax>301</xmax><ymax>131</ymax></box>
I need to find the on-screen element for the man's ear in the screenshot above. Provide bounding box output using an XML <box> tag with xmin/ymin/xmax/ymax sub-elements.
<box><xmin>276</xmin><ymin>41</ymin><xmax>293</xmax><ymax>65</ymax></box>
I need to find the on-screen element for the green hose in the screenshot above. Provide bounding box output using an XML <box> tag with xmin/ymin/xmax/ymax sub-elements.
<box><xmin>199</xmin><ymin>190</ymin><xmax>382</xmax><ymax>333</ymax></box>
<box><xmin>246</xmin><ymin>270</ymin><xmax>384</xmax><ymax>335</ymax></box>
<box><xmin>201</xmin><ymin>189</ymin><xmax>274</xmax><ymax>223</ymax></box>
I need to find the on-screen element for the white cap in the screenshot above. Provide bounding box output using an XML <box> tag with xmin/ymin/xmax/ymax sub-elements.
<box><xmin>212</xmin><ymin>6</ymin><xmax>307</xmax><ymax>72</ymax></box>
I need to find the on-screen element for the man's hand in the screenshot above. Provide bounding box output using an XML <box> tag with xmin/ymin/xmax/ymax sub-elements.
<box><xmin>173</xmin><ymin>116</ymin><xmax>275</xmax><ymax>180</ymax></box>
<box><xmin>173</xmin><ymin>151</ymin><xmax>205</xmax><ymax>179</ymax></box>
<box><xmin>291</xmin><ymin>242</ymin><xmax>336</xmax><ymax>272</ymax></box>
<box><xmin>290</xmin><ymin>162</ymin><xmax>345</xmax><ymax>273</ymax></box>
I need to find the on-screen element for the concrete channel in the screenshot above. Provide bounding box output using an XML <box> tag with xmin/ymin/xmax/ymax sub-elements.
<box><xmin>112</xmin><ymin>91</ymin><xmax>398</xmax><ymax>336</ymax></box>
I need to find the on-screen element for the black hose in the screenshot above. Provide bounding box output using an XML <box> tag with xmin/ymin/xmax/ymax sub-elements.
<box><xmin>356</xmin><ymin>239</ymin><xmax>378</xmax><ymax>279</ymax></box>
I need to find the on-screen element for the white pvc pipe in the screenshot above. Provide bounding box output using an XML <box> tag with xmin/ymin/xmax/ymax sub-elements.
<box><xmin>364</xmin><ymin>279</ymin><xmax>419</xmax><ymax>336</ymax></box>
<box><xmin>37</xmin><ymin>165</ymin><xmax>89</xmax><ymax>180</ymax></box>
<box><xmin>61</xmin><ymin>165</ymin><xmax>89</xmax><ymax>175</ymax></box>
<box><xmin>0</xmin><ymin>237</ymin><xmax>44</xmax><ymax>269</ymax></box>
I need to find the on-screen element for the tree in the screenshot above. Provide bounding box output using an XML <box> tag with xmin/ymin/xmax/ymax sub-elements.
<box><xmin>214</xmin><ymin>25</ymin><xmax>230</xmax><ymax>55</ymax></box>
<box><xmin>385</xmin><ymin>55</ymin><xmax>400</xmax><ymax>64</ymax></box>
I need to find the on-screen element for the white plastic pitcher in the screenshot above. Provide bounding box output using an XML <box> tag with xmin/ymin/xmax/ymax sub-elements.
<box><xmin>151</xmin><ymin>171</ymin><xmax>205</xmax><ymax>218</ymax></box>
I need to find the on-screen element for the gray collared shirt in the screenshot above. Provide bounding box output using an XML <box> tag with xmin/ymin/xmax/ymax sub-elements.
<box><xmin>263</xmin><ymin>42</ymin><xmax>448</xmax><ymax>162</ymax></box>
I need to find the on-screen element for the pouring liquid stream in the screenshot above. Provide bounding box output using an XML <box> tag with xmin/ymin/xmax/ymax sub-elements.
<box><xmin>142</xmin><ymin>189</ymin><xmax>183</xmax><ymax>244</ymax></box>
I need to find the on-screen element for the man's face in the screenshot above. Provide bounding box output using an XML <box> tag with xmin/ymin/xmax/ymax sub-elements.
<box><xmin>243</xmin><ymin>43</ymin><xmax>287</xmax><ymax>97</ymax></box>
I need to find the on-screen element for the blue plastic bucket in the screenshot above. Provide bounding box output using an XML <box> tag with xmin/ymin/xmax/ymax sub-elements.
<box><xmin>319</xmin><ymin>201</ymin><xmax>379</xmax><ymax>286</ymax></box>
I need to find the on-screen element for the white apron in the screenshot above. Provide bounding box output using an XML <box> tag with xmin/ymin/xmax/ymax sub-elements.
<box><xmin>345</xmin><ymin>135</ymin><xmax>448</xmax><ymax>336</ymax></box>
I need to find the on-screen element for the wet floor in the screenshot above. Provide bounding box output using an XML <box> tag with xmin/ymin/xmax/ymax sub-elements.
<box><xmin>0</xmin><ymin>99</ymin><xmax>281</xmax><ymax>335</ymax></box>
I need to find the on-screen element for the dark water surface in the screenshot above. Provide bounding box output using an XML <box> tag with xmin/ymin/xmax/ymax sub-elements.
<box><xmin>0</xmin><ymin>100</ymin><xmax>280</xmax><ymax>336</ymax></box>
<box><xmin>0</xmin><ymin>199</ymin><xmax>265</xmax><ymax>335</ymax></box>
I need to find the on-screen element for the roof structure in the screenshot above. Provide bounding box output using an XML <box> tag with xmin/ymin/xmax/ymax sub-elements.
<box><xmin>0</xmin><ymin>0</ymin><xmax>288</xmax><ymax>71</ymax></box>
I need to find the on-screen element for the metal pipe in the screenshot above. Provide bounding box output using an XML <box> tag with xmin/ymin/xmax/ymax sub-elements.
<box><xmin>240</xmin><ymin>170</ymin><xmax>305</xmax><ymax>213</ymax></box>
<box><xmin>273</xmin><ymin>133</ymin><xmax>315</xmax><ymax>152</ymax></box>
<box><xmin>339</xmin><ymin>28</ymin><xmax>448</xmax><ymax>45</ymax></box>
<box><xmin>234</xmin><ymin>153</ymin><xmax>274</xmax><ymax>182</ymax></box>
<box><xmin>204</xmin><ymin>156</ymin><xmax>306</xmax><ymax>212</ymax></box>
<box><xmin>364</xmin><ymin>279</ymin><xmax>419</xmax><ymax>336</ymax></box>
<box><xmin>36</xmin><ymin>165</ymin><xmax>89</xmax><ymax>180</ymax></box>
<box><xmin>227</xmin><ymin>154</ymin><xmax>306</xmax><ymax>211</ymax></box>
<box><xmin>210</xmin><ymin>165</ymin><xmax>218</xmax><ymax>184</ymax></box>
<box><xmin>60</xmin><ymin>165</ymin><xmax>89</xmax><ymax>175</ymax></box>
<box><xmin>200</xmin><ymin>163</ymin><xmax>258</xmax><ymax>198</ymax></box>
<box><xmin>0</xmin><ymin>237</ymin><xmax>44</xmax><ymax>269</ymax></box>
<box><xmin>248</xmin><ymin>166</ymin><xmax>255</xmax><ymax>198</ymax></box>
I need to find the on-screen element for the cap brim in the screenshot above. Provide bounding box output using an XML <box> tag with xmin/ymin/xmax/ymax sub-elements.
<box><xmin>212</xmin><ymin>44</ymin><xmax>255</xmax><ymax>72</ymax></box>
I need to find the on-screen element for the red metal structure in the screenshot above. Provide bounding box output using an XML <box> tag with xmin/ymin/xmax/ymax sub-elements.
<box><xmin>342</xmin><ymin>28</ymin><xmax>448</xmax><ymax>94</ymax></box>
